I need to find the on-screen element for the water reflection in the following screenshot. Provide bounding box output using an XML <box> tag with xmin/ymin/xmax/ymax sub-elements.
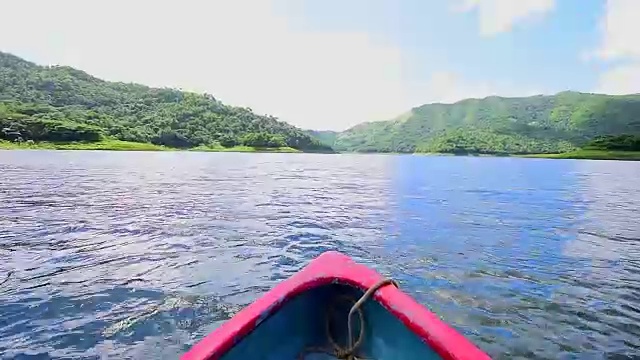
<box><xmin>564</xmin><ymin>160</ymin><xmax>640</xmax><ymax>261</ymax></box>
<box><xmin>558</xmin><ymin>160</ymin><xmax>640</xmax><ymax>357</ymax></box>
<box><xmin>385</xmin><ymin>156</ymin><xmax>639</xmax><ymax>358</ymax></box>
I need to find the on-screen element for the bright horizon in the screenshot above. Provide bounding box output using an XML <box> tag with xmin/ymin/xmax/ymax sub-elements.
<box><xmin>1</xmin><ymin>0</ymin><xmax>639</xmax><ymax>131</ymax></box>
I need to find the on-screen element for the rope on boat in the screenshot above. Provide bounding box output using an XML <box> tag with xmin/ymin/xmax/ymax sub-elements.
<box><xmin>298</xmin><ymin>278</ymin><xmax>398</xmax><ymax>360</ymax></box>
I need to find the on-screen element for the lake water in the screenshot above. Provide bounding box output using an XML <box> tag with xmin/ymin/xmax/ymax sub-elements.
<box><xmin>1</xmin><ymin>151</ymin><xmax>639</xmax><ymax>359</ymax></box>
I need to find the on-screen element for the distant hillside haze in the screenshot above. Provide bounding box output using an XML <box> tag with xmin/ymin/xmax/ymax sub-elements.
<box><xmin>309</xmin><ymin>92</ymin><xmax>640</xmax><ymax>154</ymax></box>
<box><xmin>303</xmin><ymin>130</ymin><xmax>338</xmax><ymax>148</ymax></box>
<box><xmin>0</xmin><ymin>52</ymin><xmax>332</xmax><ymax>152</ymax></box>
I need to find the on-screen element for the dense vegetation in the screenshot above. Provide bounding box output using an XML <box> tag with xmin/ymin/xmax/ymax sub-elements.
<box><xmin>318</xmin><ymin>92</ymin><xmax>640</xmax><ymax>154</ymax></box>
<box><xmin>583</xmin><ymin>134</ymin><xmax>640</xmax><ymax>151</ymax></box>
<box><xmin>0</xmin><ymin>52</ymin><xmax>332</xmax><ymax>152</ymax></box>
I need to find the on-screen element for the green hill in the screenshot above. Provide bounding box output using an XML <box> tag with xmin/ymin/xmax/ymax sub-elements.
<box><xmin>0</xmin><ymin>52</ymin><xmax>332</xmax><ymax>152</ymax></box>
<box><xmin>4</xmin><ymin>50</ymin><xmax>638</xmax><ymax>156</ymax></box>
<box><xmin>324</xmin><ymin>92</ymin><xmax>640</xmax><ymax>154</ymax></box>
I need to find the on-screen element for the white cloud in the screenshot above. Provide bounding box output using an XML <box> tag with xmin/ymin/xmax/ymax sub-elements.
<box><xmin>592</xmin><ymin>0</ymin><xmax>640</xmax><ymax>94</ymax></box>
<box><xmin>595</xmin><ymin>63</ymin><xmax>640</xmax><ymax>95</ymax></box>
<box><xmin>409</xmin><ymin>71</ymin><xmax>541</xmax><ymax>106</ymax></box>
<box><xmin>455</xmin><ymin>0</ymin><xmax>555</xmax><ymax>36</ymax></box>
<box><xmin>421</xmin><ymin>72</ymin><xmax>496</xmax><ymax>103</ymax></box>
<box><xmin>0</xmin><ymin>0</ymin><xmax>556</xmax><ymax>130</ymax></box>
<box><xmin>594</xmin><ymin>0</ymin><xmax>640</xmax><ymax>60</ymax></box>
<box><xmin>0</xmin><ymin>0</ymin><xmax>410</xmax><ymax>131</ymax></box>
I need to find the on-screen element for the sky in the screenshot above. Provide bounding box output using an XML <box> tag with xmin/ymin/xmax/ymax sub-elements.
<box><xmin>0</xmin><ymin>0</ymin><xmax>639</xmax><ymax>131</ymax></box>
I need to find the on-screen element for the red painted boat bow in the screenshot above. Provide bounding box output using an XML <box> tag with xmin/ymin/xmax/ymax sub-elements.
<box><xmin>181</xmin><ymin>251</ymin><xmax>492</xmax><ymax>360</ymax></box>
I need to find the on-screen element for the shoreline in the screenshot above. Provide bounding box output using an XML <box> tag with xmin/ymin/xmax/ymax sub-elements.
<box><xmin>337</xmin><ymin>149</ymin><xmax>640</xmax><ymax>161</ymax></box>
<box><xmin>0</xmin><ymin>140</ymin><xmax>309</xmax><ymax>154</ymax></box>
<box><xmin>2</xmin><ymin>140</ymin><xmax>639</xmax><ymax>160</ymax></box>
<box><xmin>415</xmin><ymin>150</ymin><xmax>640</xmax><ymax>160</ymax></box>
<box><xmin>519</xmin><ymin>150</ymin><xmax>640</xmax><ymax>161</ymax></box>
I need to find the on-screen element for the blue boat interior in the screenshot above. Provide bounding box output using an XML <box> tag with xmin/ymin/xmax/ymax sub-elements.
<box><xmin>220</xmin><ymin>283</ymin><xmax>443</xmax><ymax>360</ymax></box>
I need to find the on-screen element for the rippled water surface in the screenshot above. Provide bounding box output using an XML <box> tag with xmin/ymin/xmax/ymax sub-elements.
<box><xmin>1</xmin><ymin>151</ymin><xmax>639</xmax><ymax>359</ymax></box>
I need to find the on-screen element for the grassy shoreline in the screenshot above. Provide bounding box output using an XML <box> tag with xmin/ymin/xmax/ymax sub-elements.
<box><xmin>521</xmin><ymin>149</ymin><xmax>640</xmax><ymax>160</ymax></box>
<box><xmin>342</xmin><ymin>149</ymin><xmax>640</xmax><ymax>160</ymax></box>
<box><xmin>0</xmin><ymin>139</ymin><xmax>302</xmax><ymax>153</ymax></box>
<box><xmin>2</xmin><ymin>140</ymin><xmax>639</xmax><ymax>160</ymax></box>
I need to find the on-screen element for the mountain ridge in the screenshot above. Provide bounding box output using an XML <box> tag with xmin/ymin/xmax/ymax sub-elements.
<box><xmin>311</xmin><ymin>91</ymin><xmax>640</xmax><ymax>154</ymax></box>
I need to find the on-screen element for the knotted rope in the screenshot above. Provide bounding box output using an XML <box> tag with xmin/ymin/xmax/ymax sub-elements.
<box><xmin>299</xmin><ymin>278</ymin><xmax>398</xmax><ymax>360</ymax></box>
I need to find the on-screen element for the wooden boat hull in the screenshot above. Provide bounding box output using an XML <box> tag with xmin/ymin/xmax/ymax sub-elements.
<box><xmin>182</xmin><ymin>251</ymin><xmax>491</xmax><ymax>360</ymax></box>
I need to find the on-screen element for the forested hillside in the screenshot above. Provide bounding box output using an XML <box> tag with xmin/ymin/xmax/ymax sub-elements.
<box><xmin>0</xmin><ymin>52</ymin><xmax>332</xmax><ymax>151</ymax></box>
<box><xmin>325</xmin><ymin>92</ymin><xmax>640</xmax><ymax>154</ymax></box>
<box><xmin>4</xmin><ymin>51</ymin><xmax>639</xmax><ymax>156</ymax></box>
